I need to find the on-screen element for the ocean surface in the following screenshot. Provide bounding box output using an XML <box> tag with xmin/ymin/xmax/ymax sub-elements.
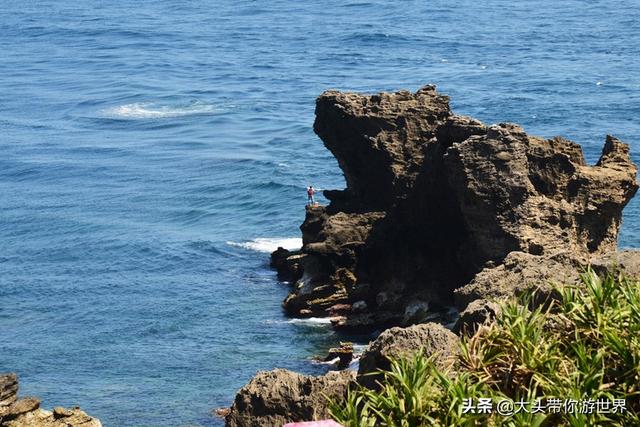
<box><xmin>1</xmin><ymin>1</ymin><xmax>638</xmax><ymax>425</ymax></box>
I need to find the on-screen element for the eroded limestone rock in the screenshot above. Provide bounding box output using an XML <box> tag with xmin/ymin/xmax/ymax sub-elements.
<box><xmin>225</xmin><ymin>369</ymin><xmax>355</xmax><ymax>427</ymax></box>
<box><xmin>275</xmin><ymin>85</ymin><xmax>638</xmax><ymax>331</ymax></box>
<box><xmin>357</xmin><ymin>322</ymin><xmax>460</xmax><ymax>389</ymax></box>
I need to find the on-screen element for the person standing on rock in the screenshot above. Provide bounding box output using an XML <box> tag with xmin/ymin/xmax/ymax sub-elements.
<box><xmin>307</xmin><ymin>185</ymin><xmax>315</xmax><ymax>206</ymax></box>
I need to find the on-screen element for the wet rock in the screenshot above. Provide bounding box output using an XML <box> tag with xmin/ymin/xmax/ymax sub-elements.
<box><xmin>325</xmin><ymin>303</ymin><xmax>351</xmax><ymax>316</ymax></box>
<box><xmin>330</xmin><ymin>310</ymin><xmax>401</xmax><ymax>334</ymax></box>
<box><xmin>351</xmin><ymin>300</ymin><xmax>367</xmax><ymax>312</ymax></box>
<box><xmin>271</xmin><ymin>247</ymin><xmax>306</xmax><ymax>283</ymax></box>
<box><xmin>225</xmin><ymin>369</ymin><xmax>355</xmax><ymax>427</ymax></box>
<box><xmin>324</xmin><ymin>342</ymin><xmax>354</xmax><ymax>369</ymax></box>
<box><xmin>357</xmin><ymin>322</ymin><xmax>460</xmax><ymax>389</ymax></box>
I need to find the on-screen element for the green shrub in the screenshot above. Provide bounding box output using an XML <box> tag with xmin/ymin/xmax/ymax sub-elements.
<box><xmin>330</xmin><ymin>269</ymin><xmax>640</xmax><ymax>426</ymax></box>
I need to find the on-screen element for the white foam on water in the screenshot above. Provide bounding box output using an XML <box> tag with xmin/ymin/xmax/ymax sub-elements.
<box><xmin>103</xmin><ymin>101</ymin><xmax>216</xmax><ymax>119</ymax></box>
<box><xmin>312</xmin><ymin>357</ymin><xmax>341</xmax><ymax>366</ymax></box>
<box><xmin>227</xmin><ymin>237</ymin><xmax>302</xmax><ymax>253</ymax></box>
<box><xmin>286</xmin><ymin>317</ymin><xmax>333</xmax><ymax>326</ymax></box>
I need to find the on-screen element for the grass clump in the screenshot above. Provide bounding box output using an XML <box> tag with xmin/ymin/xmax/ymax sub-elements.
<box><xmin>329</xmin><ymin>269</ymin><xmax>640</xmax><ymax>426</ymax></box>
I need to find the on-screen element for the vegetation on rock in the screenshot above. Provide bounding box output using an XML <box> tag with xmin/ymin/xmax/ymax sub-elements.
<box><xmin>330</xmin><ymin>270</ymin><xmax>640</xmax><ymax>426</ymax></box>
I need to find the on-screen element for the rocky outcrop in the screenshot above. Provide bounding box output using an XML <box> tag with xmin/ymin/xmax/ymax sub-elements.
<box><xmin>357</xmin><ymin>322</ymin><xmax>460</xmax><ymax>389</ymax></box>
<box><xmin>0</xmin><ymin>375</ymin><xmax>17</xmax><ymax>409</ymax></box>
<box><xmin>0</xmin><ymin>373</ymin><xmax>100</xmax><ymax>427</ymax></box>
<box><xmin>314</xmin><ymin>86</ymin><xmax>452</xmax><ymax>210</ymax></box>
<box><xmin>225</xmin><ymin>369</ymin><xmax>355</xmax><ymax>427</ymax></box>
<box><xmin>275</xmin><ymin>85</ymin><xmax>639</xmax><ymax>331</ymax></box>
<box><xmin>454</xmin><ymin>299</ymin><xmax>501</xmax><ymax>335</ymax></box>
<box><xmin>323</xmin><ymin>342</ymin><xmax>354</xmax><ymax>370</ymax></box>
<box><xmin>232</xmin><ymin>85</ymin><xmax>638</xmax><ymax>424</ymax></box>
<box><xmin>454</xmin><ymin>249</ymin><xmax>640</xmax><ymax>309</ymax></box>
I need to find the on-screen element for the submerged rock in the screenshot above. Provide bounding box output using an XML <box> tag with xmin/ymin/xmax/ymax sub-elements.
<box><xmin>225</xmin><ymin>369</ymin><xmax>355</xmax><ymax>427</ymax></box>
<box><xmin>0</xmin><ymin>373</ymin><xmax>100</xmax><ymax>427</ymax></box>
<box><xmin>274</xmin><ymin>85</ymin><xmax>639</xmax><ymax>330</ymax></box>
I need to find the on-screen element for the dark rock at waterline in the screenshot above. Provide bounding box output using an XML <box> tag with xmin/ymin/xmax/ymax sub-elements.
<box><xmin>0</xmin><ymin>373</ymin><xmax>101</xmax><ymax>427</ymax></box>
<box><xmin>273</xmin><ymin>85</ymin><xmax>639</xmax><ymax>331</ymax></box>
<box><xmin>324</xmin><ymin>342</ymin><xmax>354</xmax><ymax>370</ymax></box>
<box><xmin>270</xmin><ymin>247</ymin><xmax>305</xmax><ymax>283</ymax></box>
<box><xmin>225</xmin><ymin>369</ymin><xmax>355</xmax><ymax>427</ymax></box>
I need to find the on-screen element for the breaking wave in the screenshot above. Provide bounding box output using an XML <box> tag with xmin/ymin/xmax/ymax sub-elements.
<box><xmin>227</xmin><ymin>237</ymin><xmax>302</xmax><ymax>253</ymax></box>
<box><xmin>286</xmin><ymin>317</ymin><xmax>333</xmax><ymax>326</ymax></box>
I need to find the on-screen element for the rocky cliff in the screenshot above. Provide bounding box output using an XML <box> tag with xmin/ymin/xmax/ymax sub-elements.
<box><xmin>273</xmin><ymin>85</ymin><xmax>639</xmax><ymax>331</ymax></box>
<box><xmin>0</xmin><ymin>373</ymin><xmax>101</xmax><ymax>427</ymax></box>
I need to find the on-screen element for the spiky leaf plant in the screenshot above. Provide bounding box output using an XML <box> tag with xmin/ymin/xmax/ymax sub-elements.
<box><xmin>330</xmin><ymin>269</ymin><xmax>640</xmax><ymax>426</ymax></box>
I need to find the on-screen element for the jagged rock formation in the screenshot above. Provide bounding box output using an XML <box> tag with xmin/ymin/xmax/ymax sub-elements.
<box><xmin>225</xmin><ymin>369</ymin><xmax>355</xmax><ymax>427</ymax></box>
<box><xmin>275</xmin><ymin>85</ymin><xmax>639</xmax><ymax>331</ymax></box>
<box><xmin>0</xmin><ymin>373</ymin><xmax>100</xmax><ymax>427</ymax></box>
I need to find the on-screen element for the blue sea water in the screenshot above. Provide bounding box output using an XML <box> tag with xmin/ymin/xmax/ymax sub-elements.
<box><xmin>0</xmin><ymin>1</ymin><xmax>638</xmax><ymax>425</ymax></box>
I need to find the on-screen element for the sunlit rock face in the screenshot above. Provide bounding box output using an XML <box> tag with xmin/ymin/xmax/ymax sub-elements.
<box><xmin>274</xmin><ymin>85</ymin><xmax>639</xmax><ymax>332</ymax></box>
